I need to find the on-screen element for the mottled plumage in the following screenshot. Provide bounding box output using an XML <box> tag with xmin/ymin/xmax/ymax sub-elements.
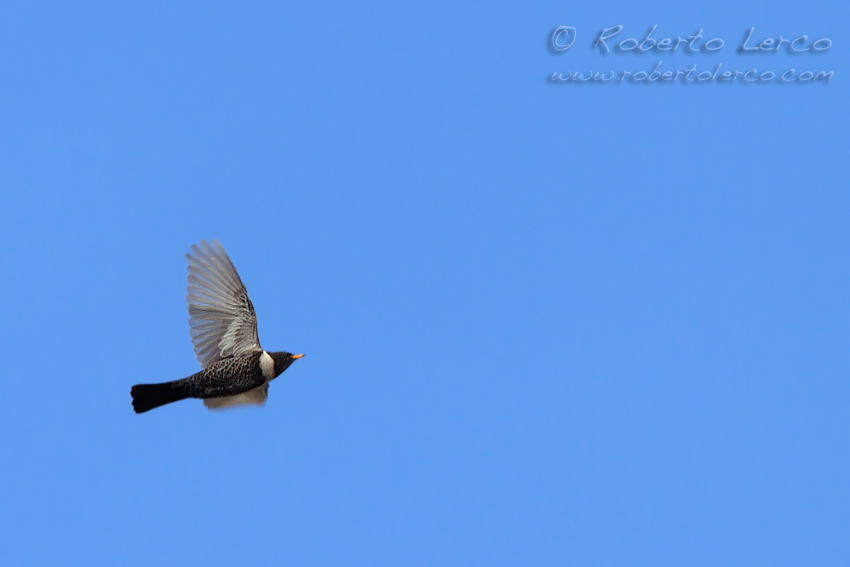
<box><xmin>131</xmin><ymin>239</ymin><xmax>303</xmax><ymax>414</ymax></box>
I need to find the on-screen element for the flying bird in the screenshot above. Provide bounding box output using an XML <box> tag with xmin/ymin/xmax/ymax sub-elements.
<box><xmin>131</xmin><ymin>239</ymin><xmax>303</xmax><ymax>413</ymax></box>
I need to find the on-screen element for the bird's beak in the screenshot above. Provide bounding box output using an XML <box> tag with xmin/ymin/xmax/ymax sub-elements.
<box><xmin>292</xmin><ymin>354</ymin><xmax>304</xmax><ymax>360</ymax></box>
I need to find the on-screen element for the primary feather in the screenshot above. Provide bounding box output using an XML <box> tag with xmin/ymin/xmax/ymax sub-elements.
<box><xmin>186</xmin><ymin>239</ymin><xmax>261</xmax><ymax>369</ymax></box>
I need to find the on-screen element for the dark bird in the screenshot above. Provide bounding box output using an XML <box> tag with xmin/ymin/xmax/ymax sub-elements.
<box><xmin>131</xmin><ymin>239</ymin><xmax>304</xmax><ymax>414</ymax></box>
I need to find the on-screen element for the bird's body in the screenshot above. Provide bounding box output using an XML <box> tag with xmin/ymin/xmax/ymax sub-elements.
<box><xmin>131</xmin><ymin>239</ymin><xmax>303</xmax><ymax>414</ymax></box>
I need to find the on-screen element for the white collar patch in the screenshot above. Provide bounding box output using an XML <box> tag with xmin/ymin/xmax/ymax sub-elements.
<box><xmin>259</xmin><ymin>350</ymin><xmax>274</xmax><ymax>380</ymax></box>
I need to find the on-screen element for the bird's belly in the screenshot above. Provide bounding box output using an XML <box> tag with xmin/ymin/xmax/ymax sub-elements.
<box><xmin>204</xmin><ymin>382</ymin><xmax>269</xmax><ymax>410</ymax></box>
<box><xmin>190</xmin><ymin>356</ymin><xmax>265</xmax><ymax>398</ymax></box>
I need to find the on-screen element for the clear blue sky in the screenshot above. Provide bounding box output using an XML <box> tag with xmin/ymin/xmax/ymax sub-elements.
<box><xmin>0</xmin><ymin>1</ymin><xmax>847</xmax><ymax>565</ymax></box>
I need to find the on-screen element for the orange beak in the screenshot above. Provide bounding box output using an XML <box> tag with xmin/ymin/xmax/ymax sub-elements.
<box><xmin>292</xmin><ymin>354</ymin><xmax>305</xmax><ymax>360</ymax></box>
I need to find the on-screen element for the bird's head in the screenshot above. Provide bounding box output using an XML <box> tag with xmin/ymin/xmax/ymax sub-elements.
<box><xmin>270</xmin><ymin>351</ymin><xmax>304</xmax><ymax>378</ymax></box>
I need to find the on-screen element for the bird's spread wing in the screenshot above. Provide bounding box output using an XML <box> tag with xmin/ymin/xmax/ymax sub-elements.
<box><xmin>203</xmin><ymin>383</ymin><xmax>269</xmax><ymax>410</ymax></box>
<box><xmin>186</xmin><ymin>239</ymin><xmax>261</xmax><ymax>368</ymax></box>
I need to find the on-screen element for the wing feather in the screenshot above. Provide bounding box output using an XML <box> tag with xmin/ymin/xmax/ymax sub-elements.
<box><xmin>186</xmin><ymin>239</ymin><xmax>261</xmax><ymax>368</ymax></box>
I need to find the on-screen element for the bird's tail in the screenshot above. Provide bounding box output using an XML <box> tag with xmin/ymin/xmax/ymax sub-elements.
<box><xmin>131</xmin><ymin>380</ymin><xmax>191</xmax><ymax>414</ymax></box>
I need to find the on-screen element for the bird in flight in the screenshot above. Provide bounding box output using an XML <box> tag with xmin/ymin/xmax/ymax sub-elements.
<box><xmin>131</xmin><ymin>239</ymin><xmax>304</xmax><ymax>413</ymax></box>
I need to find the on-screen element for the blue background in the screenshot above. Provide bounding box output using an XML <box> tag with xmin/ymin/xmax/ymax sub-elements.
<box><xmin>1</xmin><ymin>1</ymin><xmax>847</xmax><ymax>565</ymax></box>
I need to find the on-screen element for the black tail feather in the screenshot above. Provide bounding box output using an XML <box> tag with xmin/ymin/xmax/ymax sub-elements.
<box><xmin>131</xmin><ymin>381</ymin><xmax>190</xmax><ymax>414</ymax></box>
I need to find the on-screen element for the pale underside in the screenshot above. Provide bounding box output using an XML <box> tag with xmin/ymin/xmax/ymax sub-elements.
<box><xmin>186</xmin><ymin>239</ymin><xmax>268</xmax><ymax>410</ymax></box>
<box><xmin>204</xmin><ymin>383</ymin><xmax>269</xmax><ymax>409</ymax></box>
